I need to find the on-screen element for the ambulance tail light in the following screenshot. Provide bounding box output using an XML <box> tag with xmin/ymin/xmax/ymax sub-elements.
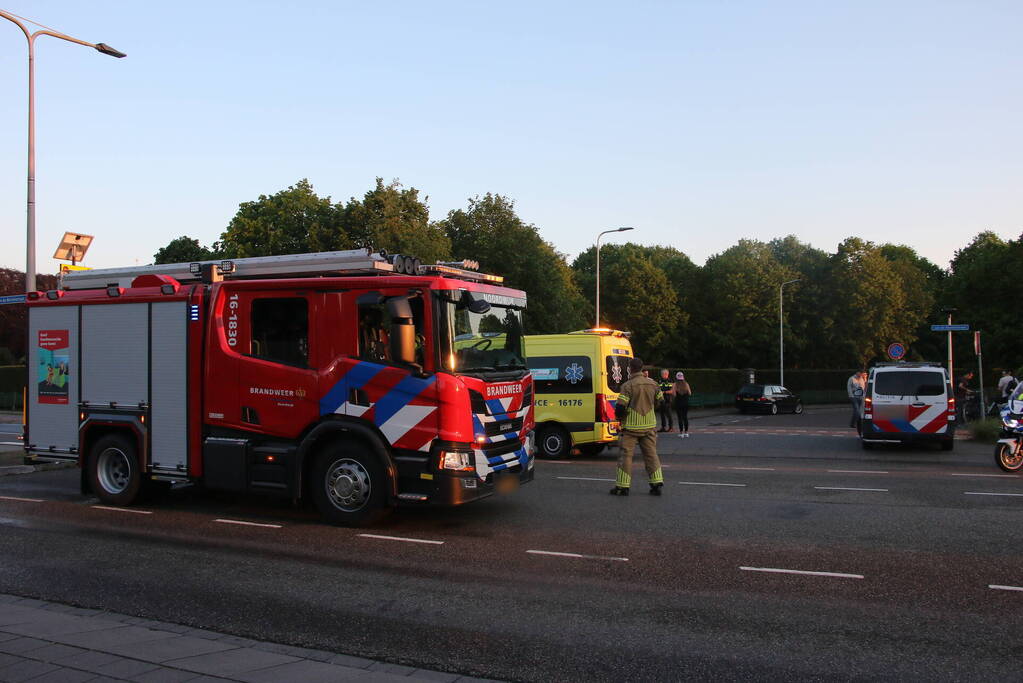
<box><xmin>596</xmin><ymin>394</ymin><xmax>615</xmax><ymax>423</ymax></box>
<box><xmin>863</xmin><ymin>395</ymin><xmax>872</xmax><ymax>420</ymax></box>
<box><xmin>948</xmin><ymin>395</ymin><xmax>956</xmax><ymax>421</ymax></box>
<box><xmin>439</xmin><ymin>450</ymin><xmax>474</xmax><ymax>472</ymax></box>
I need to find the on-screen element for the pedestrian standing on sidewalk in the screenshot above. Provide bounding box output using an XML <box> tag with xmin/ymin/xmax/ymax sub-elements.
<box><xmin>847</xmin><ymin>369</ymin><xmax>866</xmax><ymax>429</ymax></box>
<box><xmin>657</xmin><ymin>369</ymin><xmax>675</xmax><ymax>432</ymax></box>
<box><xmin>673</xmin><ymin>371</ymin><xmax>692</xmax><ymax>437</ymax></box>
<box><xmin>611</xmin><ymin>357</ymin><xmax>665</xmax><ymax>496</ymax></box>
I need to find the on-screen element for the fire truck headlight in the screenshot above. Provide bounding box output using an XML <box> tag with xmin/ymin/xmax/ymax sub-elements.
<box><xmin>440</xmin><ymin>450</ymin><xmax>474</xmax><ymax>472</ymax></box>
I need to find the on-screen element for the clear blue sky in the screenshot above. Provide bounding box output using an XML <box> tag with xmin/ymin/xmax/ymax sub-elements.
<box><xmin>1</xmin><ymin>1</ymin><xmax>1020</xmax><ymax>274</ymax></box>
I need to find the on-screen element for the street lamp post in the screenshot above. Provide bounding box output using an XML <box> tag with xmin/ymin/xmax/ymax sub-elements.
<box><xmin>594</xmin><ymin>227</ymin><xmax>634</xmax><ymax>328</ymax></box>
<box><xmin>779</xmin><ymin>279</ymin><xmax>800</xmax><ymax>387</ymax></box>
<box><xmin>0</xmin><ymin>9</ymin><xmax>125</xmax><ymax>293</ymax></box>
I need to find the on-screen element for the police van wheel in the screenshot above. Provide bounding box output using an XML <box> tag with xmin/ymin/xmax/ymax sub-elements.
<box><xmin>88</xmin><ymin>434</ymin><xmax>142</xmax><ymax>506</ymax></box>
<box><xmin>538</xmin><ymin>425</ymin><xmax>571</xmax><ymax>459</ymax></box>
<box><xmin>311</xmin><ymin>443</ymin><xmax>390</xmax><ymax>527</ymax></box>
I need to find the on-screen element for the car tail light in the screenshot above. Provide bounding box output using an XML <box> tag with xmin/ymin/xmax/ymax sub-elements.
<box><xmin>758</xmin><ymin>396</ymin><xmax>768</xmax><ymax>402</ymax></box>
<box><xmin>948</xmin><ymin>395</ymin><xmax>956</xmax><ymax>421</ymax></box>
<box><xmin>863</xmin><ymin>395</ymin><xmax>872</xmax><ymax>420</ymax></box>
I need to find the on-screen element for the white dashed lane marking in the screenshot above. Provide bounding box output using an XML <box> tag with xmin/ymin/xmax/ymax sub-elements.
<box><xmin>989</xmin><ymin>584</ymin><xmax>1023</xmax><ymax>592</ymax></box>
<box><xmin>215</xmin><ymin>518</ymin><xmax>282</xmax><ymax>528</ymax></box>
<box><xmin>678</xmin><ymin>481</ymin><xmax>747</xmax><ymax>487</ymax></box>
<box><xmin>557</xmin><ymin>476</ymin><xmax>615</xmax><ymax>482</ymax></box>
<box><xmin>527</xmin><ymin>549</ymin><xmax>629</xmax><ymax>562</ymax></box>
<box><xmin>740</xmin><ymin>566</ymin><xmax>864</xmax><ymax>579</ymax></box>
<box><xmin>964</xmin><ymin>492</ymin><xmax>1023</xmax><ymax>498</ymax></box>
<box><xmin>359</xmin><ymin>533</ymin><xmax>444</xmax><ymax>545</ymax></box>
<box><xmin>828</xmin><ymin>469</ymin><xmax>889</xmax><ymax>474</ymax></box>
<box><xmin>92</xmin><ymin>505</ymin><xmax>152</xmax><ymax>515</ymax></box>
<box><xmin>814</xmin><ymin>487</ymin><xmax>889</xmax><ymax>492</ymax></box>
<box><xmin>720</xmin><ymin>467</ymin><xmax>775</xmax><ymax>471</ymax></box>
<box><xmin>0</xmin><ymin>495</ymin><xmax>44</xmax><ymax>503</ymax></box>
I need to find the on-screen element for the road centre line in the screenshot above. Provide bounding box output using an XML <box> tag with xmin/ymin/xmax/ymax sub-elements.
<box><xmin>0</xmin><ymin>495</ymin><xmax>44</xmax><ymax>503</ymax></box>
<box><xmin>527</xmin><ymin>549</ymin><xmax>628</xmax><ymax>562</ymax></box>
<box><xmin>964</xmin><ymin>492</ymin><xmax>1023</xmax><ymax>497</ymax></box>
<box><xmin>828</xmin><ymin>469</ymin><xmax>889</xmax><ymax>474</ymax></box>
<box><xmin>557</xmin><ymin>476</ymin><xmax>615</xmax><ymax>482</ymax></box>
<box><xmin>989</xmin><ymin>584</ymin><xmax>1023</xmax><ymax>592</ymax></box>
<box><xmin>678</xmin><ymin>481</ymin><xmax>747</xmax><ymax>487</ymax></box>
<box><xmin>359</xmin><ymin>533</ymin><xmax>444</xmax><ymax>545</ymax></box>
<box><xmin>740</xmin><ymin>566</ymin><xmax>864</xmax><ymax>579</ymax></box>
<box><xmin>215</xmin><ymin>518</ymin><xmax>282</xmax><ymax>528</ymax></box>
<box><xmin>814</xmin><ymin>486</ymin><xmax>888</xmax><ymax>492</ymax></box>
<box><xmin>92</xmin><ymin>505</ymin><xmax>153</xmax><ymax>515</ymax></box>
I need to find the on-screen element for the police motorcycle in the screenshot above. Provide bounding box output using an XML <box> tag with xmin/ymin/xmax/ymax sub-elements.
<box><xmin>995</xmin><ymin>383</ymin><xmax>1023</xmax><ymax>473</ymax></box>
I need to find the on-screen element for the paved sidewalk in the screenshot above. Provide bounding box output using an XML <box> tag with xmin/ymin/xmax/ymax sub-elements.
<box><xmin>0</xmin><ymin>594</ymin><xmax>492</xmax><ymax>683</ymax></box>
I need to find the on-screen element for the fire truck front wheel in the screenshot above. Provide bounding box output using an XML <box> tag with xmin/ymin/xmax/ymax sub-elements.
<box><xmin>88</xmin><ymin>433</ymin><xmax>142</xmax><ymax>506</ymax></box>
<box><xmin>310</xmin><ymin>443</ymin><xmax>390</xmax><ymax>527</ymax></box>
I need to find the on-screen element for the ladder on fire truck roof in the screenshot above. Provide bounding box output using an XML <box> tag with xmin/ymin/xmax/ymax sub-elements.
<box><xmin>60</xmin><ymin>249</ymin><xmax>503</xmax><ymax>290</ymax></box>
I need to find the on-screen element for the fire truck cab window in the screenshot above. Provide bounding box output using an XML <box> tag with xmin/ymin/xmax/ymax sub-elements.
<box><xmin>251</xmin><ymin>298</ymin><xmax>309</xmax><ymax>367</ymax></box>
<box><xmin>358</xmin><ymin>294</ymin><xmax>426</xmax><ymax>367</ymax></box>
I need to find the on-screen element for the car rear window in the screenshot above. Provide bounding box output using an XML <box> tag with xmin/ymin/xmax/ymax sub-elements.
<box><xmin>738</xmin><ymin>384</ymin><xmax>763</xmax><ymax>396</ymax></box>
<box><xmin>874</xmin><ymin>371</ymin><xmax>945</xmax><ymax>396</ymax></box>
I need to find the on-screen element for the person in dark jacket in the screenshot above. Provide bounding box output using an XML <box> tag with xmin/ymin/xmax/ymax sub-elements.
<box><xmin>673</xmin><ymin>372</ymin><xmax>692</xmax><ymax>437</ymax></box>
<box><xmin>657</xmin><ymin>369</ymin><xmax>675</xmax><ymax>432</ymax></box>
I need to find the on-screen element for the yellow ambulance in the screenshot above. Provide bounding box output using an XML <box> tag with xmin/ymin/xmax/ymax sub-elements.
<box><xmin>524</xmin><ymin>329</ymin><xmax>633</xmax><ymax>457</ymax></box>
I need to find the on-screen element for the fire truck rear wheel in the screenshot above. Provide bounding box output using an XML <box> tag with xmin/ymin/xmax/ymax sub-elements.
<box><xmin>311</xmin><ymin>443</ymin><xmax>390</xmax><ymax>526</ymax></box>
<box><xmin>88</xmin><ymin>433</ymin><xmax>142</xmax><ymax>506</ymax></box>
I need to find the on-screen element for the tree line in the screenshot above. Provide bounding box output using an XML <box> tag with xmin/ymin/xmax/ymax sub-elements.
<box><xmin>1</xmin><ymin>178</ymin><xmax>1016</xmax><ymax>380</ymax></box>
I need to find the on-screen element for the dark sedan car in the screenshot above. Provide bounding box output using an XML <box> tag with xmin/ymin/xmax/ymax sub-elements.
<box><xmin>735</xmin><ymin>384</ymin><xmax>803</xmax><ymax>415</ymax></box>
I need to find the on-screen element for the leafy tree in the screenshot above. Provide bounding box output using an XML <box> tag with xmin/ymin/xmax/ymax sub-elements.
<box><xmin>571</xmin><ymin>243</ymin><xmax>681</xmax><ymax>363</ymax></box>
<box><xmin>339</xmin><ymin>178</ymin><xmax>450</xmax><ymax>264</ymax></box>
<box><xmin>217</xmin><ymin>179</ymin><xmax>347</xmax><ymax>258</ymax></box>
<box><xmin>768</xmin><ymin>236</ymin><xmax>833</xmax><ymax>368</ymax></box>
<box><xmin>153</xmin><ymin>236</ymin><xmax>215</xmax><ymax>265</ymax></box>
<box><xmin>440</xmin><ymin>194</ymin><xmax>587</xmax><ymax>334</ymax></box>
<box><xmin>879</xmin><ymin>244</ymin><xmax>944</xmax><ymax>362</ymax></box>
<box><xmin>0</xmin><ymin>268</ymin><xmax>59</xmax><ymax>363</ymax></box>
<box><xmin>825</xmin><ymin>237</ymin><xmax>926</xmax><ymax>366</ymax></box>
<box><xmin>945</xmin><ymin>231</ymin><xmax>1021</xmax><ymax>376</ymax></box>
<box><xmin>689</xmin><ymin>239</ymin><xmax>799</xmax><ymax>368</ymax></box>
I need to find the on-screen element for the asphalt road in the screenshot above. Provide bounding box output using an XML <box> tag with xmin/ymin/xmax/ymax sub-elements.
<box><xmin>1</xmin><ymin>407</ymin><xmax>1021</xmax><ymax>681</ymax></box>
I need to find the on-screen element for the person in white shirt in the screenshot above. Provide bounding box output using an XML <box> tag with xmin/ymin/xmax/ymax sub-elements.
<box><xmin>998</xmin><ymin>369</ymin><xmax>1016</xmax><ymax>401</ymax></box>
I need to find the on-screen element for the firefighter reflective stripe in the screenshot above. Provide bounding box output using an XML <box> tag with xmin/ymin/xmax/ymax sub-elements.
<box><xmin>616</xmin><ymin>467</ymin><xmax>632</xmax><ymax>488</ymax></box>
<box><xmin>649</xmin><ymin>467</ymin><xmax>663</xmax><ymax>485</ymax></box>
<box><xmin>623</xmin><ymin>404</ymin><xmax>657</xmax><ymax>431</ymax></box>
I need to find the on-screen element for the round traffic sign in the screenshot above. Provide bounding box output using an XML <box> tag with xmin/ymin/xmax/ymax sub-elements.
<box><xmin>887</xmin><ymin>342</ymin><xmax>906</xmax><ymax>360</ymax></box>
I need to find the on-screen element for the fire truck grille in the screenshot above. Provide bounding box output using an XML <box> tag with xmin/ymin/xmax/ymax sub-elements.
<box><xmin>484</xmin><ymin>417</ymin><xmax>524</xmax><ymax>437</ymax></box>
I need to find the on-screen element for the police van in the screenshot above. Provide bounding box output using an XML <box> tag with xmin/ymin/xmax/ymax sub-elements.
<box><xmin>859</xmin><ymin>362</ymin><xmax>956</xmax><ymax>451</ymax></box>
<box><xmin>524</xmin><ymin>329</ymin><xmax>633</xmax><ymax>457</ymax></box>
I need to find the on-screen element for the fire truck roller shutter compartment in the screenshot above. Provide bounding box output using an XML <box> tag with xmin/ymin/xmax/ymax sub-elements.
<box><xmin>150</xmin><ymin>302</ymin><xmax>189</xmax><ymax>473</ymax></box>
<box><xmin>82</xmin><ymin>304</ymin><xmax>149</xmax><ymax>406</ymax></box>
<box><xmin>28</xmin><ymin>306</ymin><xmax>80</xmax><ymax>456</ymax></box>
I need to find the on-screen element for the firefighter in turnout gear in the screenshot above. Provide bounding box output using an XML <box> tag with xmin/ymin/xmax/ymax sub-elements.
<box><xmin>611</xmin><ymin>357</ymin><xmax>665</xmax><ymax>496</ymax></box>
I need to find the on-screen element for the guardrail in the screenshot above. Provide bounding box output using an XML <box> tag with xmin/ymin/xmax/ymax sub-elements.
<box><xmin>689</xmin><ymin>390</ymin><xmax>847</xmax><ymax>409</ymax></box>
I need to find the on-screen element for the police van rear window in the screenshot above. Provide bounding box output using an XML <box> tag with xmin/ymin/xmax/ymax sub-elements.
<box><xmin>874</xmin><ymin>371</ymin><xmax>945</xmax><ymax>396</ymax></box>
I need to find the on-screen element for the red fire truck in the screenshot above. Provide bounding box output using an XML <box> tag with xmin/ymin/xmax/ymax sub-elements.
<box><xmin>24</xmin><ymin>249</ymin><xmax>535</xmax><ymax>525</ymax></box>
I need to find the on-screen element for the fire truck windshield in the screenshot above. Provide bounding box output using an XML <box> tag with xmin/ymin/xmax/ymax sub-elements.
<box><xmin>439</xmin><ymin>292</ymin><xmax>526</xmax><ymax>377</ymax></box>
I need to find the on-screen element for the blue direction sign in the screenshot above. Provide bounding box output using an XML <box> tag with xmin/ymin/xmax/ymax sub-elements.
<box><xmin>931</xmin><ymin>323</ymin><xmax>970</xmax><ymax>332</ymax></box>
<box><xmin>0</xmin><ymin>294</ymin><xmax>26</xmax><ymax>305</ymax></box>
